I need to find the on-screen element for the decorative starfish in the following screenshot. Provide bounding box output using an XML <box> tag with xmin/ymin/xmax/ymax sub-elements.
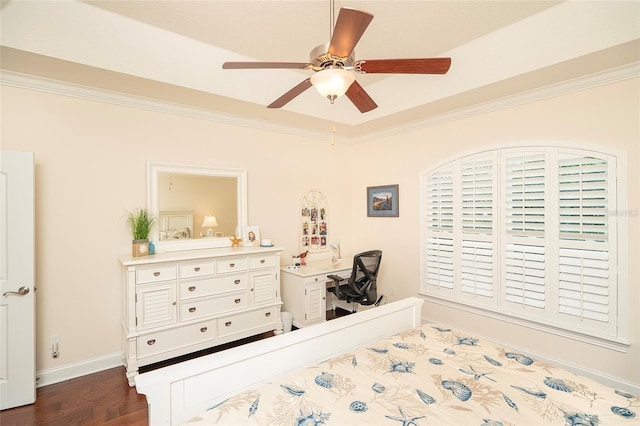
<box><xmin>385</xmin><ymin>407</ymin><xmax>425</xmax><ymax>426</ymax></box>
<box><xmin>459</xmin><ymin>365</ymin><xmax>496</xmax><ymax>382</ymax></box>
<box><xmin>229</xmin><ymin>235</ymin><xmax>243</xmax><ymax>247</ymax></box>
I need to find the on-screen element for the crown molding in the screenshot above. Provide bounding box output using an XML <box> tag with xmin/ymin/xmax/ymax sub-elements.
<box><xmin>2</xmin><ymin>62</ymin><xmax>638</xmax><ymax>144</ymax></box>
<box><xmin>0</xmin><ymin>70</ymin><xmax>329</xmax><ymax>142</ymax></box>
<box><xmin>353</xmin><ymin>61</ymin><xmax>640</xmax><ymax>144</ymax></box>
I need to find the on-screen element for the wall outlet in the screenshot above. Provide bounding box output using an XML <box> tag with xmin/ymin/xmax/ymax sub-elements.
<box><xmin>50</xmin><ymin>335</ymin><xmax>60</xmax><ymax>358</ymax></box>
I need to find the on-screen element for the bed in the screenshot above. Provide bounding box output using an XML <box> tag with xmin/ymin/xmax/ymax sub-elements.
<box><xmin>158</xmin><ymin>210</ymin><xmax>193</xmax><ymax>241</ymax></box>
<box><xmin>135</xmin><ymin>297</ymin><xmax>638</xmax><ymax>425</ymax></box>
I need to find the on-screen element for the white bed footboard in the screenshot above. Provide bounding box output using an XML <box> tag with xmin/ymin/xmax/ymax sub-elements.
<box><xmin>135</xmin><ymin>297</ymin><xmax>424</xmax><ymax>425</ymax></box>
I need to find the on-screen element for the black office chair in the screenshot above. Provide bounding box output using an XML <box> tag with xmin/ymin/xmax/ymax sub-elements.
<box><xmin>327</xmin><ymin>250</ymin><xmax>382</xmax><ymax>310</ymax></box>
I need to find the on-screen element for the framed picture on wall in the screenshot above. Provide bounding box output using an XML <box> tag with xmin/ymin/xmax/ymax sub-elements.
<box><xmin>367</xmin><ymin>184</ymin><xmax>399</xmax><ymax>217</ymax></box>
<box><xmin>243</xmin><ymin>226</ymin><xmax>260</xmax><ymax>246</ymax></box>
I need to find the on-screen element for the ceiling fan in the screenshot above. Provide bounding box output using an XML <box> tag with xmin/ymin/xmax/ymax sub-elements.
<box><xmin>222</xmin><ymin>7</ymin><xmax>451</xmax><ymax>113</ymax></box>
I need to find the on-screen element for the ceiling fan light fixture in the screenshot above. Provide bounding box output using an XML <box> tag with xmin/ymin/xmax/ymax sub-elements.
<box><xmin>310</xmin><ymin>68</ymin><xmax>355</xmax><ymax>103</ymax></box>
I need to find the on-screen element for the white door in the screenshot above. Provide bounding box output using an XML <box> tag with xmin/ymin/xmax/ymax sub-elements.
<box><xmin>0</xmin><ymin>151</ymin><xmax>36</xmax><ymax>410</ymax></box>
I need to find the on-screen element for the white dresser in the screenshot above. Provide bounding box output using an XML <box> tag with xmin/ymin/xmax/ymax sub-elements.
<box><xmin>280</xmin><ymin>261</ymin><xmax>351</xmax><ymax>328</ymax></box>
<box><xmin>120</xmin><ymin>246</ymin><xmax>283</xmax><ymax>385</ymax></box>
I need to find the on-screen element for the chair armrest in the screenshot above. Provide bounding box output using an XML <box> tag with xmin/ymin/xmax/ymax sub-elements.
<box><xmin>326</xmin><ymin>274</ymin><xmax>347</xmax><ymax>300</ymax></box>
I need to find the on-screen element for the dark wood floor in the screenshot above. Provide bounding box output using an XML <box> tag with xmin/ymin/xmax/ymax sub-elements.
<box><xmin>1</xmin><ymin>308</ymin><xmax>350</xmax><ymax>425</ymax></box>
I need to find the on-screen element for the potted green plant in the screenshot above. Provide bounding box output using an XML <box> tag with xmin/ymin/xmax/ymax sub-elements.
<box><xmin>127</xmin><ymin>208</ymin><xmax>156</xmax><ymax>257</ymax></box>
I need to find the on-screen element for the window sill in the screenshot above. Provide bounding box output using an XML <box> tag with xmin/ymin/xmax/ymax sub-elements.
<box><xmin>419</xmin><ymin>292</ymin><xmax>631</xmax><ymax>353</ymax></box>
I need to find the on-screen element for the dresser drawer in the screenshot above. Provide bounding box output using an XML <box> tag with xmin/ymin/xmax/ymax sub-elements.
<box><xmin>217</xmin><ymin>306</ymin><xmax>278</xmax><ymax>338</ymax></box>
<box><xmin>136</xmin><ymin>265</ymin><xmax>177</xmax><ymax>284</ymax></box>
<box><xmin>180</xmin><ymin>293</ymin><xmax>247</xmax><ymax>321</ymax></box>
<box><xmin>304</xmin><ymin>274</ymin><xmax>331</xmax><ymax>285</ymax></box>
<box><xmin>179</xmin><ymin>275</ymin><xmax>247</xmax><ymax>300</ymax></box>
<box><xmin>178</xmin><ymin>261</ymin><xmax>215</xmax><ymax>279</ymax></box>
<box><xmin>249</xmin><ymin>255</ymin><xmax>276</xmax><ymax>269</ymax></box>
<box><xmin>216</xmin><ymin>257</ymin><xmax>248</xmax><ymax>274</ymax></box>
<box><xmin>137</xmin><ymin>319</ymin><xmax>215</xmax><ymax>358</ymax></box>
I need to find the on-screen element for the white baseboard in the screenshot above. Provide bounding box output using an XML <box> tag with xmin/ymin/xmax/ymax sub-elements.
<box><xmin>36</xmin><ymin>352</ymin><xmax>123</xmax><ymax>388</ymax></box>
<box><xmin>421</xmin><ymin>318</ymin><xmax>640</xmax><ymax>395</ymax></box>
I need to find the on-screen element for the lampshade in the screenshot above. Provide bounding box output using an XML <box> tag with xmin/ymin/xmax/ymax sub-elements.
<box><xmin>202</xmin><ymin>216</ymin><xmax>218</xmax><ymax>227</ymax></box>
<box><xmin>202</xmin><ymin>215</ymin><xmax>218</xmax><ymax>237</ymax></box>
<box><xmin>310</xmin><ymin>68</ymin><xmax>355</xmax><ymax>103</ymax></box>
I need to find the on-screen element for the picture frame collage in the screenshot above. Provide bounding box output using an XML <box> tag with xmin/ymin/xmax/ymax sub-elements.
<box><xmin>300</xmin><ymin>189</ymin><xmax>328</xmax><ymax>253</ymax></box>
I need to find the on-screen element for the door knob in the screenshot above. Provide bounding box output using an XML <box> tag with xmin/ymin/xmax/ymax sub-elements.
<box><xmin>3</xmin><ymin>286</ymin><xmax>30</xmax><ymax>297</ymax></box>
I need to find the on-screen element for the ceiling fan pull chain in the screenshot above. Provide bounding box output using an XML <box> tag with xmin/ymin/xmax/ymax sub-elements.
<box><xmin>331</xmin><ymin>123</ymin><xmax>336</xmax><ymax>146</ymax></box>
<box><xmin>329</xmin><ymin>0</ymin><xmax>335</xmax><ymax>39</ymax></box>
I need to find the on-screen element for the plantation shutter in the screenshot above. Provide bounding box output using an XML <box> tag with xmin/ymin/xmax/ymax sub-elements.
<box><xmin>460</xmin><ymin>156</ymin><xmax>495</xmax><ymax>300</ymax></box>
<box><xmin>504</xmin><ymin>243</ymin><xmax>545</xmax><ymax>308</ymax></box>
<box><xmin>505</xmin><ymin>152</ymin><xmax>546</xmax><ymax>236</ymax></box>
<box><xmin>558</xmin><ymin>155</ymin><xmax>608</xmax><ymax>241</ymax></box>
<box><xmin>420</xmin><ymin>144</ymin><xmax>624</xmax><ymax>342</ymax></box>
<box><xmin>502</xmin><ymin>150</ymin><xmax>547</xmax><ymax>314</ymax></box>
<box><xmin>556</xmin><ymin>153</ymin><xmax>616</xmax><ymax>336</ymax></box>
<box><xmin>424</xmin><ymin>170</ymin><xmax>454</xmax><ymax>290</ymax></box>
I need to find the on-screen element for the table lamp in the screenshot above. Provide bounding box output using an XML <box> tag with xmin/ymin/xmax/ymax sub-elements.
<box><xmin>202</xmin><ymin>215</ymin><xmax>218</xmax><ymax>237</ymax></box>
<box><xmin>330</xmin><ymin>241</ymin><xmax>341</xmax><ymax>263</ymax></box>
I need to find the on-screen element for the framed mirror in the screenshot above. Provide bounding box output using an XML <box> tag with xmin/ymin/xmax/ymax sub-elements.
<box><xmin>147</xmin><ymin>162</ymin><xmax>247</xmax><ymax>251</ymax></box>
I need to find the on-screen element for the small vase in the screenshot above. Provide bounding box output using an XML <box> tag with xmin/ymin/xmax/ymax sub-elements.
<box><xmin>132</xmin><ymin>239</ymin><xmax>149</xmax><ymax>257</ymax></box>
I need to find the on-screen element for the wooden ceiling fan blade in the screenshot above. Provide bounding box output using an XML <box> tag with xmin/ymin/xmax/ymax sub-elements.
<box><xmin>345</xmin><ymin>81</ymin><xmax>377</xmax><ymax>113</ymax></box>
<box><xmin>328</xmin><ymin>8</ymin><xmax>374</xmax><ymax>59</ymax></box>
<box><xmin>223</xmin><ymin>62</ymin><xmax>310</xmax><ymax>70</ymax></box>
<box><xmin>267</xmin><ymin>79</ymin><xmax>313</xmax><ymax>108</ymax></box>
<box><xmin>358</xmin><ymin>58</ymin><xmax>452</xmax><ymax>74</ymax></box>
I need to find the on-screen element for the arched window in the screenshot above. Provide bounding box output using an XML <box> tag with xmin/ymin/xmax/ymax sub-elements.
<box><xmin>420</xmin><ymin>143</ymin><xmax>628</xmax><ymax>347</ymax></box>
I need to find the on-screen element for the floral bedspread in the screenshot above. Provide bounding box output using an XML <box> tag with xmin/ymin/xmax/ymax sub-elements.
<box><xmin>184</xmin><ymin>324</ymin><xmax>638</xmax><ymax>425</ymax></box>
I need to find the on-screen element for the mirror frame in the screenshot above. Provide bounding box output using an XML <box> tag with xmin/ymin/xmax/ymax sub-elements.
<box><xmin>147</xmin><ymin>162</ymin><xmax>247</xmax><ymax>252</ymax></box>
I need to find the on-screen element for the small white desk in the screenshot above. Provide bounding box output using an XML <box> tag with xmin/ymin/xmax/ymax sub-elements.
<box><xmin>280</xmin><ymin>261</ymin><xmax>351</xmax><ymax>328</ymax></box>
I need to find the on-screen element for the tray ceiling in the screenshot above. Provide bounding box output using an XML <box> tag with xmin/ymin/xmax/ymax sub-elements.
<box><xmin>1</xmin><ymin>1</ymin><xmax>639</xmax><ymax>141</ymax></box>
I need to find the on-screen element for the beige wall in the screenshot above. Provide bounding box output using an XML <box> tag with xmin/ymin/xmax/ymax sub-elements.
<box><xmin>1</xmin><ymin>85</ymin><xmax>354</xmax><ymax>373</ymax></box>
<box><xmin>1</xmin><ymin>76</ymin><xmax>638</xmax><ymax>388</ymax></box>
<box><xmin>352</xmin><ymin>77</ymin><xmax>640</xmax><ymax>387</ymax></box>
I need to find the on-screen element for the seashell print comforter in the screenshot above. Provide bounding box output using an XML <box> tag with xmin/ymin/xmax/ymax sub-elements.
<box><xmin>184</xmin><ymin>324</ymin><xmax>638</xmax><ymax>425</ymax></box>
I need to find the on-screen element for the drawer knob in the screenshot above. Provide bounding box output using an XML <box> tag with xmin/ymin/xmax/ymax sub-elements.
<box><xmin>225</xmin><ymin>321</ymin><xmax>232</xmax><ymax>327</ymax></box>
<box><xmin>234</xmin><ymin>279</ymin><xmax>240</xmax><ymax>285</ymax></box>
<box><xmin>189</xmin><ymin>307</ymin><xmax>196</xmax><ymax>313</ymax></box>
<box><xmin>234</xmin><ymin>298</ymin><xmax>241</xmax><ymax>304</ymax></box>
<box><xmin>147</xmin><ymin>339</ymin><xmax>156</xmax><ymax>346</ymax></box>
<box><xmin>188</xmin><ymin>286</ymin><xmax>196</xmax><ymax>292</ymax></box>
<box><xmin>265</xmin><ymin>312</ymin><xmax>271</xmax><ymax>317</ymax></box>
<box><xmin>200</xmin><ymin>327</ymin><xmax>208</xmax><ymax>333</ymax></box>
<box><xmin>260</xmin><ymin>259</ymin><xmax>265</xmax><ymax>264</ymax></box>
<box><xmin>153</xmin><ymin>272</ymin><xmax>160</xmax><ymax>277</ymax></box>
<box><xmin>194</xmin><ymin>267</ymin><xmax>200</xmax><ymax>272</ymax></box>
<box><xmin>229</xmin><ymin>263</ymin><xmax>235</xmax><ymax>268</ymax></box>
